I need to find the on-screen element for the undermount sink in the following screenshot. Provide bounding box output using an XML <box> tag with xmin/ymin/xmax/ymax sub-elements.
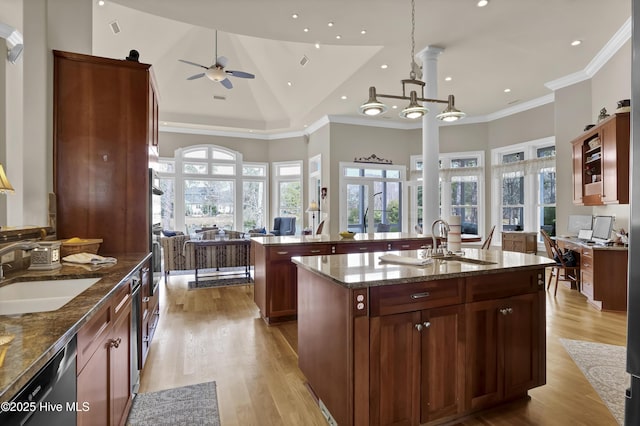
<box><xmin>0</xmin><ymin>278</ymin><xmax>101</xmax><ymax>316</ymax></box>
<box><xmin>438</xmin><ymin>255</ymin><xmax>497</xmax><ymax>266</ymax></box>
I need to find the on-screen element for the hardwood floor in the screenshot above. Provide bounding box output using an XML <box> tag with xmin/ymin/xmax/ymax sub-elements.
<box><xmin>139</xmin><ymin>273</ymin><xmax>627</xmax><ymax>426</ymax></box>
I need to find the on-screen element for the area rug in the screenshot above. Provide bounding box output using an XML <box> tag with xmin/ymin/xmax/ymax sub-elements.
<box><xmin>560</xmin><ymin>338</ymin><xmax>627</xmax><ymax>425</ymax></box>
<box><xmin>127</xmin><ymin>381</ymin><xmax>220</xmax><ymax>426</ymax></box>
<box><xmin>188</xmin><ymin>275</ymin><xmax>253</xmax><ymax>289</ymax></box>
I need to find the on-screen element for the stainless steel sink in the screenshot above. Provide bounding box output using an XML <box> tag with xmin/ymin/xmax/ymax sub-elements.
<box><xmin>438</xmin><ymin>255</ymin><xmax>497</xmax><ymax>265</ymax></box>
<box><xmin>0</xmin><ymin>278</ymin><xmax>100</xmax><ymax>315</ymax></box>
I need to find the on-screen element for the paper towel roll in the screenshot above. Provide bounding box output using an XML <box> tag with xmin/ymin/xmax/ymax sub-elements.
<box><xmin>448</xmin><ymin>215</ymin><xmax>461</xmax><ymax>226</ymax></box>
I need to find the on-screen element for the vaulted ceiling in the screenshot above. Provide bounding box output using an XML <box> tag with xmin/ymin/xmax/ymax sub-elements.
<box><xmin>92</xmin><ymin>0</ymin><xmax>631</xmax><ymax>136</ymax></box>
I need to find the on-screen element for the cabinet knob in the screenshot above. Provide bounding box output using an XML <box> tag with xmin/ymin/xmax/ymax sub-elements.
<box><xmin>499</xmin><ymin>308</ymin><xmax>509</xmax><ymax>316</ymax></box>
<box><xmin>142</xmin><ymin>296</ymin><xmax>150</xmax><ymax>303</ymax></box>
<box><xmin>423</xmin><ymin>321</ymin><xmax>431</xmax><ymax>328</ymax></box>
<box><xmin>109</xmin><ymin>337</ymin><xmax>122</xmax><ymax>348</ymax></box>
<box><xmin>415</xmin><ymin>323</ymin><xmax>423</xmax><ymax>331</ymax></box>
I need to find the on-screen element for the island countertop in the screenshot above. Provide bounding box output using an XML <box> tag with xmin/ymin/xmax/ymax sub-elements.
<box><xmin>292</xmin><ymin>247</ymin><xmax>555</xmax><ymax>289</ymax></box>
<box><xmin>0</xmin><ymin>253</ymin><xmax>150</xmax><ymax>403</ymax></box>
<box><xmin>251</xmin><ymin>231</ymin><xmax>481</xmax><ymax>246</ymax></box>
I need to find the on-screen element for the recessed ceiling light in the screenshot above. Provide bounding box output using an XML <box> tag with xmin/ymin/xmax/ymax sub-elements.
<box><xmin>477</xmin><ymin>0</ymin><xmax>489</xmax><ymax>7</ymax></box>
<box><xmin>304</xmin><ymin>124</ymin><xmax>308</xmax><ymax>128</ymax></box>
<box><xmin>162</xmin><ymin>121</ymin><xmax>168</xmax><ymax>125</ymax></box>
<box><xmin>328</xmin><ymin>22</ymin><xmax>334</xmax><ymax>27</ymax></box>
<box><xmin>341</xmin><ymin>95</ymin><xmax>347</xmax><ymax>100</ymax></box>
<box><xmin>336</xmin><ymin>35</ymin><xmax>341</xmax><ymax>40</ymax></box>
<box><xmin>381</xmin><ymin>64</ymin><xmax>388</xmax><ymax>69</ymax></box>
<box><xmin>287</xmin><ymin>81</ymin><xmax>293</xmax><ymax>87</ymax></box>
<box><xmin>392</xmin><ymin>105</ymin><xmax>398</xmax><ymax>109</ymax></box>
<box><xmin>504</xmin><ymin>88</ymin><xmax>511</xmax><ymax>93</ymax></box>
<box><xmin>444</xmin><ymin>76</ymin><xmax>452</xmax><ymax>81</ymax></box>
<box><xmin>315</xmin><ymin>43</ymin><xmax>320</xmax><ymax>49</ymax></box>
<box><xmin>292</xmin><ymin>13</ymin><xmax>299</xmax><ymax>19</ymax></box>
<box><xmin>303</xmin><ymin>28</ymin><xmax>309</xmax><ymax>33</ymax></box>
<box><xmin>97</xmin><ymin>0</ymin><xmax>105</xmax><ymax>5</ymax></box>
<box><xmin>571</xmin><ymin>40</ymin><xmax>582</xmax><ymax>46</ymax></box>
<box><xmin>361</xmin><ymin>29</ymin><xmax>367</xmax><ymax>35</ymax></box>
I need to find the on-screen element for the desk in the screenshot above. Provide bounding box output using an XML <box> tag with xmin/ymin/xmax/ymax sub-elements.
<box><xmin>188</xmin><ymin>239</ymin><xmax>251</xmax><ymax>286</ymax></box>
<box><xmin>555</xmin><ymin>236</ymin><xmax>628</xmax><ymax>311</ymax></box>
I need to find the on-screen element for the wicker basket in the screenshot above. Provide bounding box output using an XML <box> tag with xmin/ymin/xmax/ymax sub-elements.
<box><xmin>61</xmin><ymin>238</ymin><xmax>103</xmax><ymax>257</ymax></box>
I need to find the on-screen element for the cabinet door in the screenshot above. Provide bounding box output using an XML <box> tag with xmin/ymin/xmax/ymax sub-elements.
<box><xmin>77</xmin><ymin>336</ymin><xmax>110</xmax><ymax>426</ymax></box>
<box><xmin>465</xmin><ymin>298</ymin><xmax>502</xmax><ymax>410</ymax></box>
<box><xmin>370</xmin><ymin>312</ymin><xmax>421</xmax><ymax>426</ymax></box>
<box><xmin>268</xmin><ymin>260</ymin><xmax>298</xmax><ymax>319</ymax></box>
<box><xmin>110</xmin><ymin>299</ymin><xmax>132</xmax><ymax>426</ymax></box>
<box><xmin>502</xmin><ymin>293</ymin><xmax>542</xmax><ymax>398</ymax></box>
<box><xmin>420</xmin><ymin>305</ymin><xmax>464</xmax><ymax>424</ymax></box>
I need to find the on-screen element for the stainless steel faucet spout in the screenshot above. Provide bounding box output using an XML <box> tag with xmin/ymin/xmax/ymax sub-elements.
<box><xmin>431</xmin><ymin>219</ymin><xmax>450</xmax><ymax>254</ymax></box>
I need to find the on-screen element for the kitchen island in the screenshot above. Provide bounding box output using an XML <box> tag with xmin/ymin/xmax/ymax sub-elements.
<box><xmin>252</xmin><ymin>232</ymin><xmax>481</xmax><ymax>324</ymax></box>
<box><xmin>292</xmin><ymin>248</ymin><xmax>554</xmax><ymax>426</ymax></box>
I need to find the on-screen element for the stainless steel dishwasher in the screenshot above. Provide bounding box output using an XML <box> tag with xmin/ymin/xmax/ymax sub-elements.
<box><xmin>0</xmin><ymin>336</ymin><xmax>77</xmax><ymax>426</ymax></box>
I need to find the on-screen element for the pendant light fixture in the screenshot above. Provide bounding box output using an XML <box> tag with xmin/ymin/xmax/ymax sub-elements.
<box><xmin>359</xmin><ymin>0</ymin><xmax>465</xmax><ymax>122</ymax></box>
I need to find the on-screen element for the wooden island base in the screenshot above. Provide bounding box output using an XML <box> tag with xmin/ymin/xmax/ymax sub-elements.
<box><xmin>295</xmin><ymin>250</ymin><xmax>549</xmax><ymax>426</ymax></box>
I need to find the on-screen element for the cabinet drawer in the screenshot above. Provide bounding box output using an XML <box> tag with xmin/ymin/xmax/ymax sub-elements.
<box><xmin>369</xmin><ymin>278</ymin><xmax>464</xmax><ymax>316</ymax></box>
<box><xmin>333</xmin><ymin>241</ymin><xmax>390</xmax><ymax>254</ymax></box>
<box><xmin>466</xmin><ymin>269</ymin><xmax>542</xmax><ymax>302</ymax></box>
<box><xmin>387</xmin><ymin>240</ymin><xmax>426</xmax><ymax>251</ymax></box>
<box><xmin>112</xmin><ymin>279</ymin><xmax>132</xmax><ymax>318</ymax></box>
<box><xmin>580</xmin><ymin>250</ymin><xmax>593</xmax><ymax>272</ymax></box>
<box><xmin>77</xmin><ymin>301</ymin><xmax>111</xmax><ymax>373</ymax></box>
<box><xmin>267</xmin><ymin>244</ymin><xmax>331</xmax><ymax>260</ymax></box>
<box><xmin>581</xmin><ymin>270</ymin><xmax>594</xmax><ymax>299</ymax></box>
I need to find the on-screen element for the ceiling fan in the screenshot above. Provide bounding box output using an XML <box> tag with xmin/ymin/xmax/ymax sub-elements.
<box><xmin>178</xmin><ymin>30</ymin><xmax>255</xmax><ymax>89</ymax></box>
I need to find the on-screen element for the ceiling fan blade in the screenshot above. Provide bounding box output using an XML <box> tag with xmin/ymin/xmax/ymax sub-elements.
<box><xmin>178</xmin><ymin>59</ymin><xmax>209</xmax><ymax>69</ymax></box>
<box><xmin>216</xmin><ymin>56</ymin><xmax>228</xmax><ymax>68</ymax></box>
<box><xmin>187</xmin><ymin>73</ymin><xmax>205</xmax><ymax>80</ymax></box>
<box><xmin>227</xmin><ymin>70</ymin><xmax>255</xmax><ymax>79</ymax></box>
<box><xmin>220</xmin><ymin>78</ymin><xmax>233</xmax><ymax>89</ymax></box>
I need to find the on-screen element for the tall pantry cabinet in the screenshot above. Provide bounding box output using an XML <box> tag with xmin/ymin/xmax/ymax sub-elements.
<box><xmin>53</xmin><ymin>50</ymin><xmax>159</xmax><ymax>254</ymax></box>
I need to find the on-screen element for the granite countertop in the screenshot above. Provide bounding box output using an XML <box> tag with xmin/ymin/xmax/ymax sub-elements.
<box><xmin>0</xmin><ymin>253</ymin><xmax>150</xmax><ymax>403</ymax></box>
<box><xmin>292</xmin><ymin>248</ymin><xmax>555</xmax><ymax>289</ymax></box>
<box><xmin>251</xmin><ymin>232</ymin><xmax>480</xmax><ymax>246</ymax></box>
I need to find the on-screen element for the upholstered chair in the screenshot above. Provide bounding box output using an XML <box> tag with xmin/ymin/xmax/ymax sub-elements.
<box><xmin>271</xmin><ymin>217</ymin><xmax>296</xmax><ymax>236</ymax></box>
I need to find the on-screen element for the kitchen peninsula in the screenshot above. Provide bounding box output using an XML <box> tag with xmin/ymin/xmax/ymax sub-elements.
<box><xmin>252</xmin><ymin>232</ymin><xmax>482</xmax><ymax>324</ymax></box>
<box><xmin>292</xmin><ymin>248</ymin><xmax>554</xmax><ymax>426</ymax></box>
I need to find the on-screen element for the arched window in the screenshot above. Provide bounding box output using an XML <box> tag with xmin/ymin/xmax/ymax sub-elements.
<box><xmin>156</xmin><ymin>145</ymin><xmax>268</xmax><ymax>234</ymax></box>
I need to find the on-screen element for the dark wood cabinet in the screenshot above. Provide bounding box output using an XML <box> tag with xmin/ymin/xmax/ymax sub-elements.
<box><xmin>140</xmin><ymin>262</ymin><xmax>159</xmax><ymax>367</ymax></box>
<box><xmin>77</xmin><ymin>280</ymin><xmax>132</xmax><ymax>426</ymax></box>
<box><xmin>571</xmin><ymin>112</ymin><xmax>629</xmax><ymax>206</ymax></box>
<box><xmin>466</xmin><ymin>292</ymin><xmax>543</xmax><ymax>411</ymax></box>
<box><xmin>53</xmin><ymin>50</ymin><xmax>159</xmax><ymax>254</ymax></box>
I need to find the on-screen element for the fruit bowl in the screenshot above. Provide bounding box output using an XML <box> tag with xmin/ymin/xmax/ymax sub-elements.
<box><xmin>339</xmin><ymin>231</ymin><xmax>356</xmax><ymax>239</ymax></box>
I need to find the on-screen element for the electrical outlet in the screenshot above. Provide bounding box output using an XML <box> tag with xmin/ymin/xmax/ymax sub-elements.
<box><xmin>1</xmin><ymin>252</ymin><xmax>15</xmax><ymax>263</ymax></box>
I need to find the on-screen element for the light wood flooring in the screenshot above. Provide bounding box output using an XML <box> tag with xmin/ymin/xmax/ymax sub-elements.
<box><xmin>139</xmin><ymin>273</ymin><xmax>627</xmax><ymax>426</ymax></box>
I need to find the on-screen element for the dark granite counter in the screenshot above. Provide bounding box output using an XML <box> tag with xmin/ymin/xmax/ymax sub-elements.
<box><xmin>292</xmin><ymin>247</ymin><xmax>554</xmax><ymax>289</ymax></box>
<box><xmin>0</xmin><ymin>253</ymin><xmax>151</xmax><ymax>403</ymax></box>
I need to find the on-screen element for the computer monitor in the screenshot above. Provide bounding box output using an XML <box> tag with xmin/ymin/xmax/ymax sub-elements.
<box><xmin>591</xmin><ymin>215</ymin><xmax>614</xmax><ymax>243</ymax></box>
<box><xmin>567</xmin><ymin>214</ymin><xmax>593</xmax><ymax>236</ymax></box>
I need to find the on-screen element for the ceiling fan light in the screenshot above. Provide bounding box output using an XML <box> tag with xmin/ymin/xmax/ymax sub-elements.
<box><xmin>205</xmin><ymin>67</ymin><xmax>227</xmax><ymax>82</ymax></box>
<box><xmin>359</xmin><ymin>87</ymin><xmax>388</xmax><ymax>116</ymax></box>
<box><xmin>399</xmin><ymin>91</ymin><xmax>428</xmax><ymax>119</ymax></box>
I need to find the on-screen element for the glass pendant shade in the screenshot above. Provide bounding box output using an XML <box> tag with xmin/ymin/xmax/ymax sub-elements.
<box><xmin>359</xmin><ymin>87</ymin><xmax>388</xmax><ymax>116</ymax></box>
<box><xmin>399</xmin><ymin>91</ymin><xmax>428</xmax><ymax>119</ymax></box>
<box><xmin>436</xmin><ymin>95</ymin><xmax>466</xmax><ymax>122</ymax></box>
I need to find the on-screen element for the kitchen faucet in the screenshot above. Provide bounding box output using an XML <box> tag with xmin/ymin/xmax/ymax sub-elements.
<box><xmin>431</xmin><ymin>219</ymin><xmax>450</xmax><ymax>256</ymax></box>
<box><xmin>0</xmin><ymin>240</ymin><xmax>40</xmax><ymax>280</ymax></box>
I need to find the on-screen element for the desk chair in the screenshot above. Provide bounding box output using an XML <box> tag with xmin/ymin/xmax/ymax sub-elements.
<box><xmin>540</xmin><ymin>229</ymin><xmax>580</xmax><ymax>296</ymax></box>
<box><xmin>481</xmin><ymin>225</ymin><xmax>496</xmax><ymax>249</ymax></box>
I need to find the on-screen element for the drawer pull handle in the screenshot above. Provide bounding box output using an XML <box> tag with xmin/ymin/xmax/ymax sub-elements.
<box><xmin>359</xmin><ymin>247</ymin><xmax>367</xmax><ymax>251</ymax></box>
<box><xmin>277</xmin><ymin>251</ymin><xmax>289</xmax><ymax>255</ymax></box>
<box><xmin>410</xmin><ymin>292</ymin><xmax>430</xmax><ymax>300</ymax></box>
<box><xmin>310</xmin><ymin>250</ymin><xmax>321</xmax><ymax>254</ymax></box>
<box><xmin>401</xmin><ymin>244</ymin><xmax>410</xmax><ymax>248</ymax></box>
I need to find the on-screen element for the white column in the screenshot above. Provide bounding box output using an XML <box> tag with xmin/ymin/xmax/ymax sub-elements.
<box><xmin>416</xmin><ymin>46</ymin><xmax>443</xmax><ymax>231</ymax></box>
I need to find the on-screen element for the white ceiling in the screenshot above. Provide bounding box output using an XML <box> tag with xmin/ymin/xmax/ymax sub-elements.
<box><xmin>92</xmin><ymin>0</ymin><xmax>631</xmax><ymax>136</ymax></box>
